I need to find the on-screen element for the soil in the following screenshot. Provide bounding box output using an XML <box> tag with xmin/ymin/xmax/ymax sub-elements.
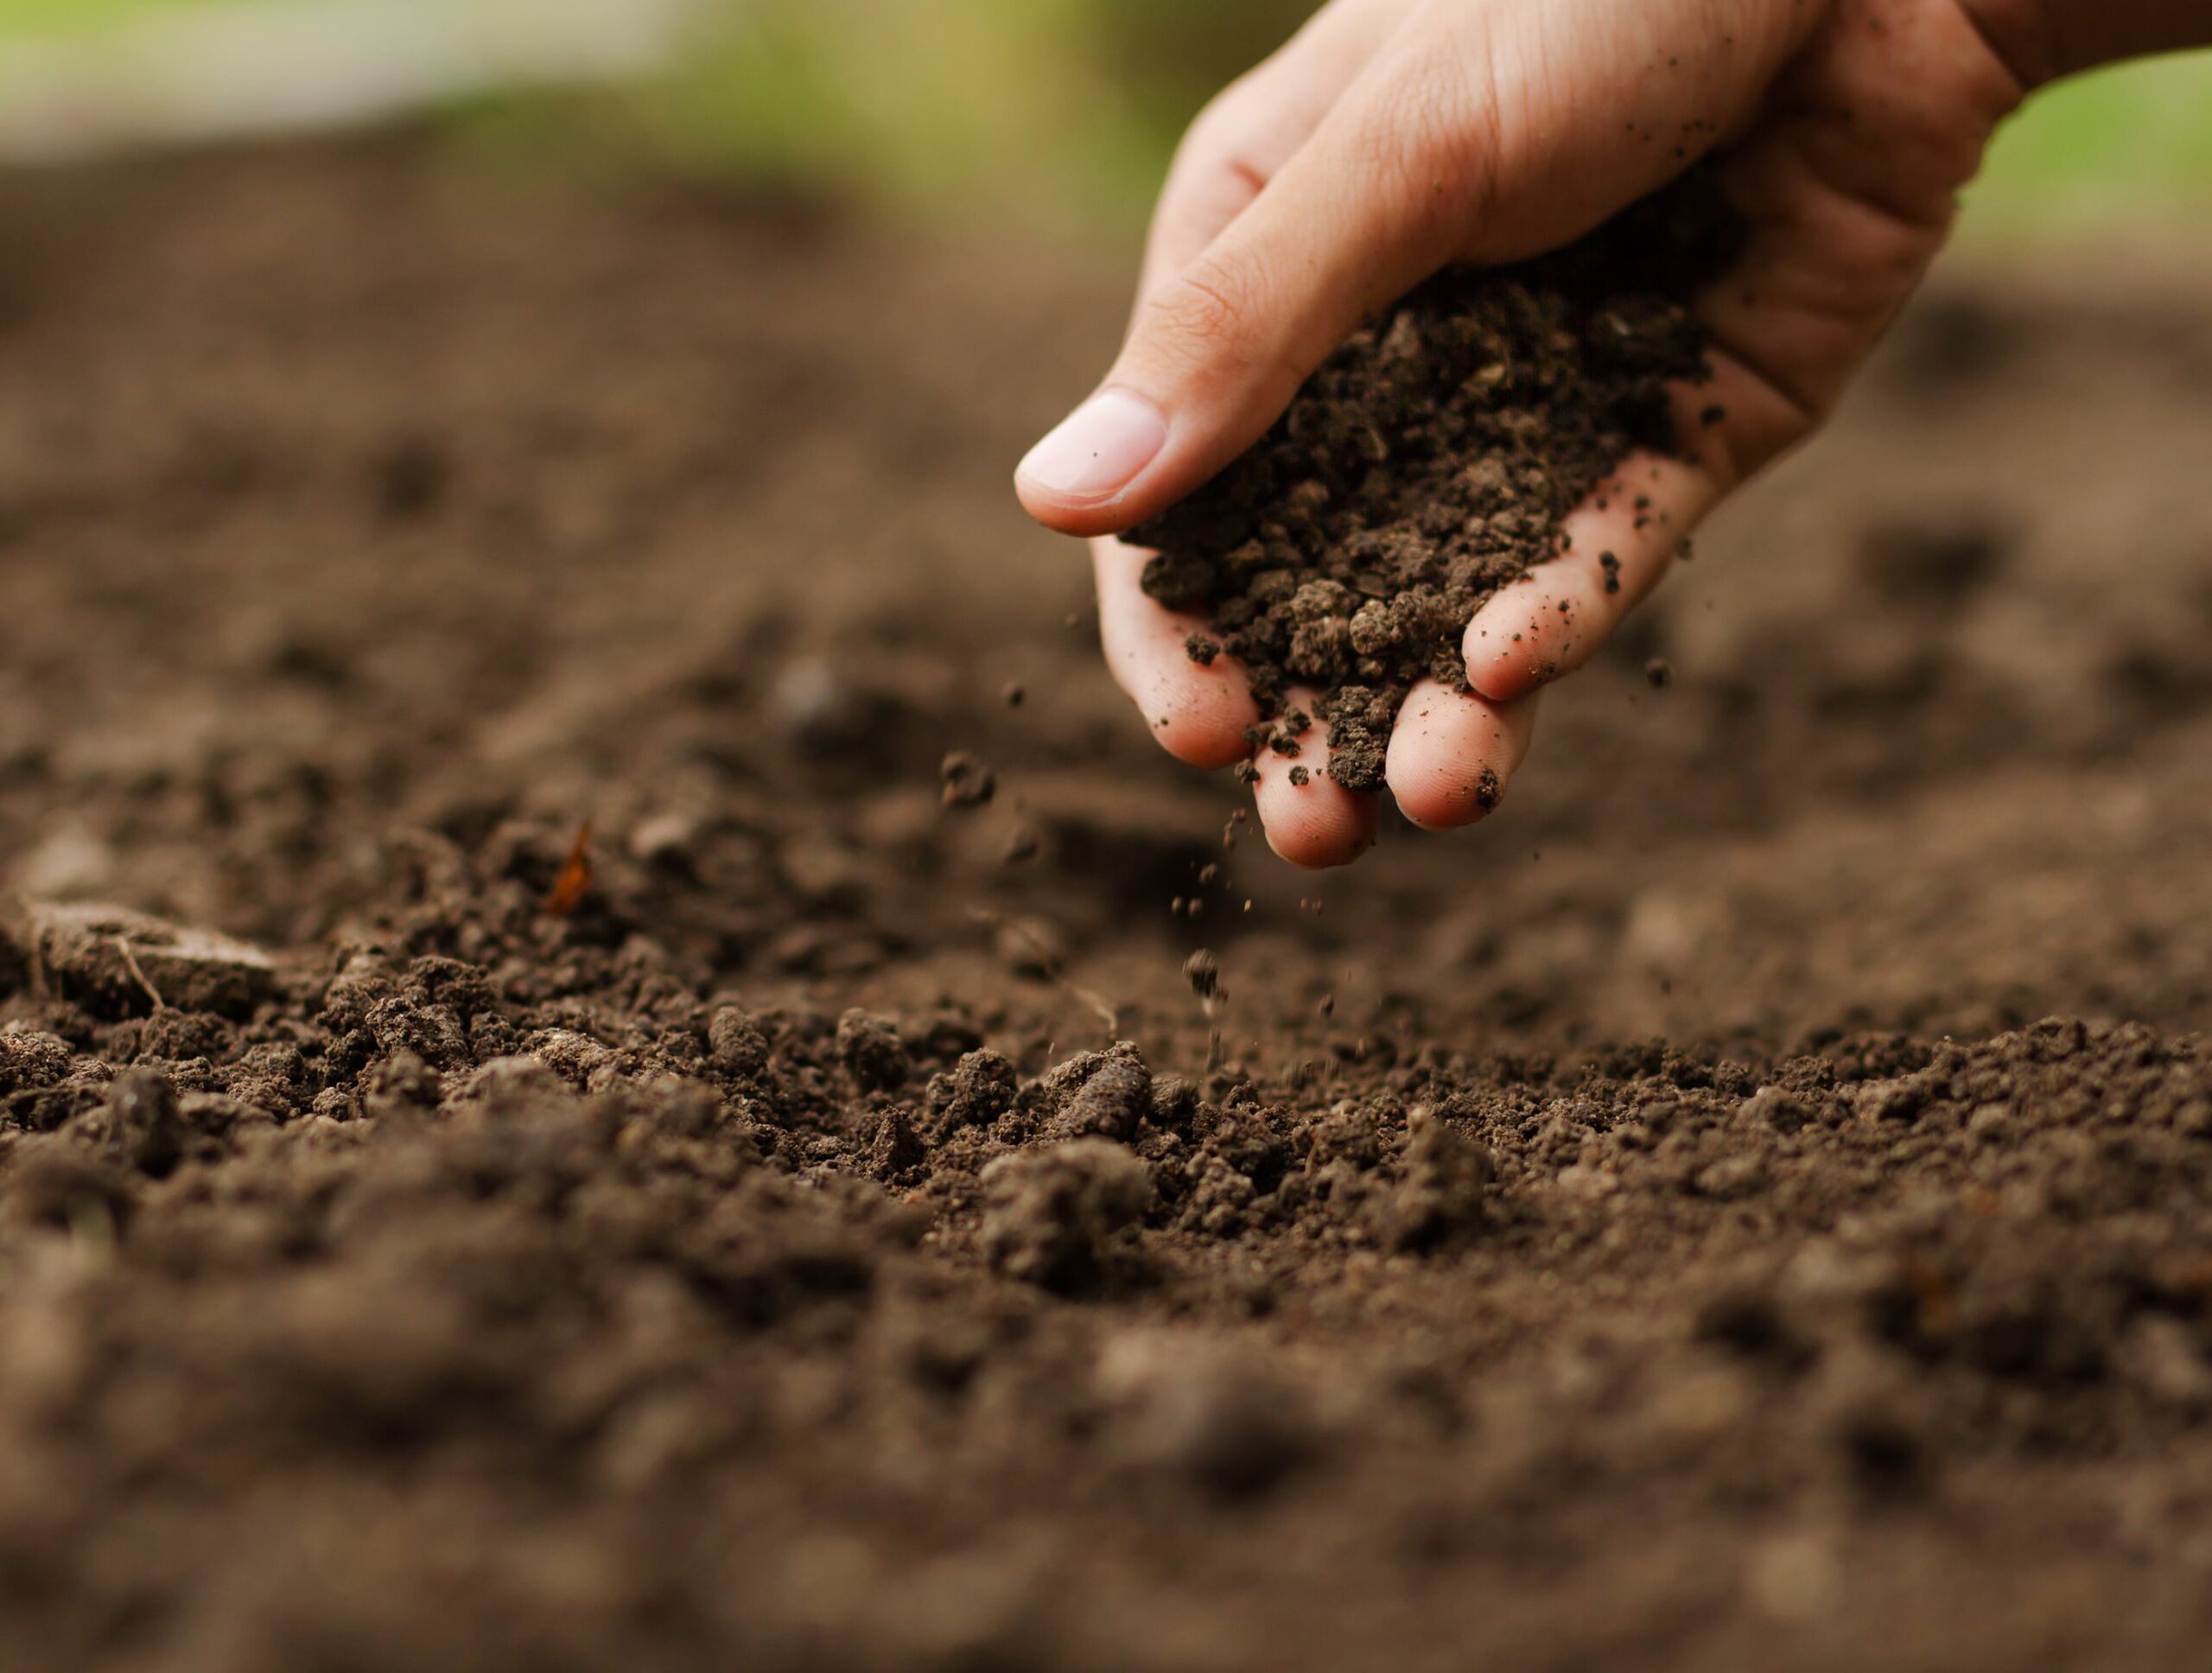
<box><xmin>1131</xmin><ymin>177</ymin><xmax>1732</xmax><ymax>788</ymax></box>
<box><xmin>3</xmin><ymin>139</ymin><xmax>2212</xmax><ymax>1671</ymax></box>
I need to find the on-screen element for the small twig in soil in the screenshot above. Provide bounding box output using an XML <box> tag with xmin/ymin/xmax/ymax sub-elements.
<box><xmin>112</xmin><ymin>935</ymin><xmax>167</xmax><ymax>1011</ymax></box>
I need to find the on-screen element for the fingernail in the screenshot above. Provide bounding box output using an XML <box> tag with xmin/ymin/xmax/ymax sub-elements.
<box><xmin>1016</xmin><ymin>389</ymin><xmax>1166</xmax><ymax>503</ymax></box>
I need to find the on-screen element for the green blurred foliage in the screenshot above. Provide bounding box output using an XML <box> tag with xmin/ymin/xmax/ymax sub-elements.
<box><xmin>1971</xmin><ymin>49</ymin><xmax>2212</xmax><ymax>234</ymax></box>
<box><xmin>607</xmin><ymin>5</ymin><xmax>2212</xmax><ymax>244</ymax></box>
<box><xmin>0</xmin><ymin>0</ymin><xmax>194</xmax><ymax>35</ymax></box>
<box><xmin>582</xmin><ymin>0</ymin><xmax>1320</xmax><ymax>232</ymax></box>
<box><xmin>1</xmin><ymin>0</ymin><xmax>2208</xmax><ymax>242</ymax></box>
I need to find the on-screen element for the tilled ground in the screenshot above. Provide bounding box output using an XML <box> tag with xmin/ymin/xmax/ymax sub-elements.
<box><xmin>2</xmin><ymin>141</ymin><xmax>2211</xmax><ymax>1672</ymax></box>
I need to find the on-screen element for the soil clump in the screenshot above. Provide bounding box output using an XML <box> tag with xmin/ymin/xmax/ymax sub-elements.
<box><xmin>1132</xmin><ymin>178</ymin><xmax>1735</xmax><ymax>787</ymax></box>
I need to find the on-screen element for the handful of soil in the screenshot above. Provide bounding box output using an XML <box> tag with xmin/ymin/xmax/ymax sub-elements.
<box><xmin>1128</xmin><ymin>175</ymin><xmax>1740</xmax><ymax>792</ymax></box>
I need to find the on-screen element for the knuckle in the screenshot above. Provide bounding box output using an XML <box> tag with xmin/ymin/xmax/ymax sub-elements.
<box><xmin>1340</xmin><ymin>48</ymin><xmax>1510</xmax><ymax>254</ymax></box>
<box><xmin>1140</xmin><ymin>253</ymin><xmax>1275</xmax><ymax>378</ymax></box>
<box><xmin>1554</xmin><ymin>580</ymin><xmax>1614</xmax><ymax>666</ymax></box>
<box><xmin>1431</xmin><ymin>56</ymin><xmax>1516</xmax><ymax>229</ymax></box>
<box><xmin>1175</xmin><ymin>76</ymin><xmax>1276</xmax><ymax>189</ymax></box>
<box><xmin>1181</xmin><ymin>78</ymin><xmax>1261</xmax><ymax>160</ymax></box>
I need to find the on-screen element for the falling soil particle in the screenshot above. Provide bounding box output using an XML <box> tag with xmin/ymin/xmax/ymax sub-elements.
<box><xmin>940</xmin><ymin>751</ymin><xmax>997</xmax><ymax>808</ymax></box>
<box><xmin>1182</xmin><ymin>948</ymin><xmax>1222</xmax><ymax>1003</ymax></box>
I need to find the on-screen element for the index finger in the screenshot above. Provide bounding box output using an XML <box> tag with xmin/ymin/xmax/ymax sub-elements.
<box><xmin>1135</xmin><ymin>0</ymin><xmax>1422</xmax><ymax>307</ymax></box>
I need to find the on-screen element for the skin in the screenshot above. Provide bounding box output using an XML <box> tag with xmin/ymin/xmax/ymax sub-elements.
<box><xmin>1014</xmin><ymin>0</ymin><xmax>2212</xmax><ymax>868</ymax></box>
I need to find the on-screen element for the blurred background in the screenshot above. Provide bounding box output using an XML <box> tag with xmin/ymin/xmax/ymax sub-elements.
<box><xmin>0</xmin><ymin>0</ymin><xmax>2207</xmax><ymax>244</ymax></box>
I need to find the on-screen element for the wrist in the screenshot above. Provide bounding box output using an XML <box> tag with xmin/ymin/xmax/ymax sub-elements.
<box><xmin>1953</xmin><ymin>0</ymin><xmax>2065</xmax><ymax>86</ymax></box>
<box><xmin>1968</xmin><ymin>0</ymin><xmax>2212</xmax><ymax>79</ymax></box>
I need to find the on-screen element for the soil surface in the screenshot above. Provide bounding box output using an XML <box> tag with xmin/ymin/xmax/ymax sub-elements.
<box><xmin>3</xmin><ymin>140</ymin><xmax>2212</xmax><ymax>1672</ymax></box>
<box><xmin>1133</xmin><ymin>178</ymin><xmax>1730</xmax><ymax>789</ymax></box>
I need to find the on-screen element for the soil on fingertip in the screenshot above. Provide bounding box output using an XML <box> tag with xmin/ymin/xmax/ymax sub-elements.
<box><xmin>1130</xmin><ymin>175</ymin><xmax>1737</xmax><ymax>790</ymax></box>
<box><xmin>4</xmin><ymin>140</ymin><xmax>2212</xmax><ymax>1673</ymax></box>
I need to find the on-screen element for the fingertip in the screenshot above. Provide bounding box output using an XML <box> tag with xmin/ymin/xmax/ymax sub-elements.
<box><xmin>1092</xmin><ymin>537</ymin><xmax>1262</xmax><ymax>766</ymax></box>
<box><xmin>1148</xmin><ymin>678</ymin><xmax>1260</xmax><ymax>771</ymax></box>
<box><xmin>1255</xmin><ymin>767</ymin><xmax>1379</xmax><ymax>869</ymax></box>
<box><xmin>1461</xmin><ymin>598</ymin><xmax>1555</xmax><ymax>703</ymax></box>
<box><xmin>1014</xmin><ymin>389</ymin><xmax>1170</xmax><ymax>536</ymax></box>
<box><xmin>1248</xmin><ymin>694</ymin><xmax>1379</xmax><ymax>868</ymax></box>
<box><xmin>1013</xmin><ymin>470</ymin><xmax>1079</xmax><ymax>534</ymax></box>
<box><xmin>1123</xmin><ymin>621</ymin><xmax>1262</xmax><ymax>770</ymax></box>
<box><xmin>1390</xmin><ymin>776</ymin><xmax>1497</xmax><ymax>834</ymax></box>
<box><xmin>1464</xmin><ymin>656</ymin><xmax>1546</xmax><ymax>706</ymax></box>
<box><xmin>1384</xmin><ymin>682</ymin><xmax>1537</xmax><ymax>831</ymax></box>
<box><xmin>1014</xmin><ymin>480</ymin><xmax>1142</xmax><ymax>540</ymax></box>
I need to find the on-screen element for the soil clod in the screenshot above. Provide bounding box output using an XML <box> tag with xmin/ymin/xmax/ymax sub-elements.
<box><xmin>1038</xmin><ymin>1042</ymin><xmax>1154</xmax><ymax>1142</ymax></box>
<box><xmin>981</xmin><ymin>1139</ymin><xmax>1153</xmax><ymax>1292</ymax></box>
<box><xmin>1375</xmin><ymin>1114</ymin><xmax>1496</xmax><ymax>1254</ymax></box>
<box><xmin>837</xmin><ymin>1009</ymin><xmax>911</xmax><ymax>1091</ymax></box>
<box><xmin>11</xmin><ymin>901</ymin><xmax>274</xmax><ymax>1020</ymax></box>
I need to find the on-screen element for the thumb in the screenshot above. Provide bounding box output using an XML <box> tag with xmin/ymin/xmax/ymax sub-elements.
<box><xmin>1015</xmin><ymin>0</ymin><xmax>1823</xmax><ymax>542</ymax></box>
<box><xmin>1014</xmin><ymin>89</ymin><xmax>1468</xmax><ymax>538</ymax></box>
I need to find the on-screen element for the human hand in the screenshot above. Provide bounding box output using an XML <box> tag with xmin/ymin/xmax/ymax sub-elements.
<box><xmin>1015</xmin><ymin>0</ymin><xmax>2056</xmax><ymax>867</ymax></box>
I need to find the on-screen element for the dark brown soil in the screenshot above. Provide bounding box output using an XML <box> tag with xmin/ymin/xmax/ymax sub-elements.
<box><xmin>3</xmin><ymin>139</ymin><xmax>2212</xmax><ymax>1671</ymax></box>
<box><xmin>1132</xmin><ymin>178</ymin><xmax>1732</xmax><ymax>789</ymax></box>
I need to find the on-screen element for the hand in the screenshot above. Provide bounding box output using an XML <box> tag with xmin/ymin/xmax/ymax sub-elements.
<box><xmin>1014</xmin><ymin>0</ymin><xmax>2056</xmax><ymax>868</ymax></box>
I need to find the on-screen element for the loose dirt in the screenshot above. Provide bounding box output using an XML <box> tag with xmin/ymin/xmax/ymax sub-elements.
<box><xmin>2</xmin><ymin>140</ymin><xmax>2211</xmax><ymax>1672</ymax></box>
<box><xmin>1132</xmin><ymin>177</ymin><xmax>1732</xmax><ymax>788</ymax></box>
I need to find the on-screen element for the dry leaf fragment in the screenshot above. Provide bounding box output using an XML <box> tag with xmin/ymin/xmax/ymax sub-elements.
<box><xmin>543</xmin><ymin>821</ymin><xmax>594</xmax><ymax>915</ymax></box>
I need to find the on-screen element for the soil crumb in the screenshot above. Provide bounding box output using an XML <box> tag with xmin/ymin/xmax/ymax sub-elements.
<box><xmin>940</xmin><ymin>750</ymin><xmax>997</xmax><ymax>808</ymax></box>
<box><xmin>1130</xmin><ymin>175</ymin><xmax>1735</xmax><ymax>788</ymax></box>
<box><xmin>1182</xmin><ymin>948</ymin><xmax>1222</xmax><ymax>1003</ymax></box>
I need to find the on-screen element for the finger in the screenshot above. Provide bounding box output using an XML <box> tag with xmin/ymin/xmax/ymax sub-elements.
<box><xmin>1136</xmin><ymin>0</ymin><xmax>1423</xmax><ymax>306</ymax></box>
<box><xmin>1247</xmin><ymin>690</ymin><xmax>1378</xmax><ymax>869</ymax></box>
<box><xmin>1681</xmin><ymin>0</ymin><xmax>2026</xmax><ymax>483</ymax></box>
<box><xmin>1462</xmin><ymin>453</ymin><xmax>1719</xmax><ymax>703</ymax></box>
<box><xmin>1092</xmin><ymin>537</ymin><xmax>1259</xmax><ymax>770</ymax></box>
<box><xmin>1015</xmin><ymin>0</ymin><xmax>1819</xmax><ymax>539</ymax></box>
<box><xmin>1384</xmin><ymin>682</ymin><xmax>1540</xmax><ymax>832</ymax></box>
<box><xmin>1016</xmin><ymin>56</ymin><xmax>1477</xmax><ymax>537</ymax></box>
<box><xmin>1687</xmin><ymin>145</ymin><xmax>1950</xmax><ymax>483</ymax></box>
<box><xmin>1455</xmin><ymin>0</ymin><xmax>2005</xmax><ymax>711</ymax></box>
